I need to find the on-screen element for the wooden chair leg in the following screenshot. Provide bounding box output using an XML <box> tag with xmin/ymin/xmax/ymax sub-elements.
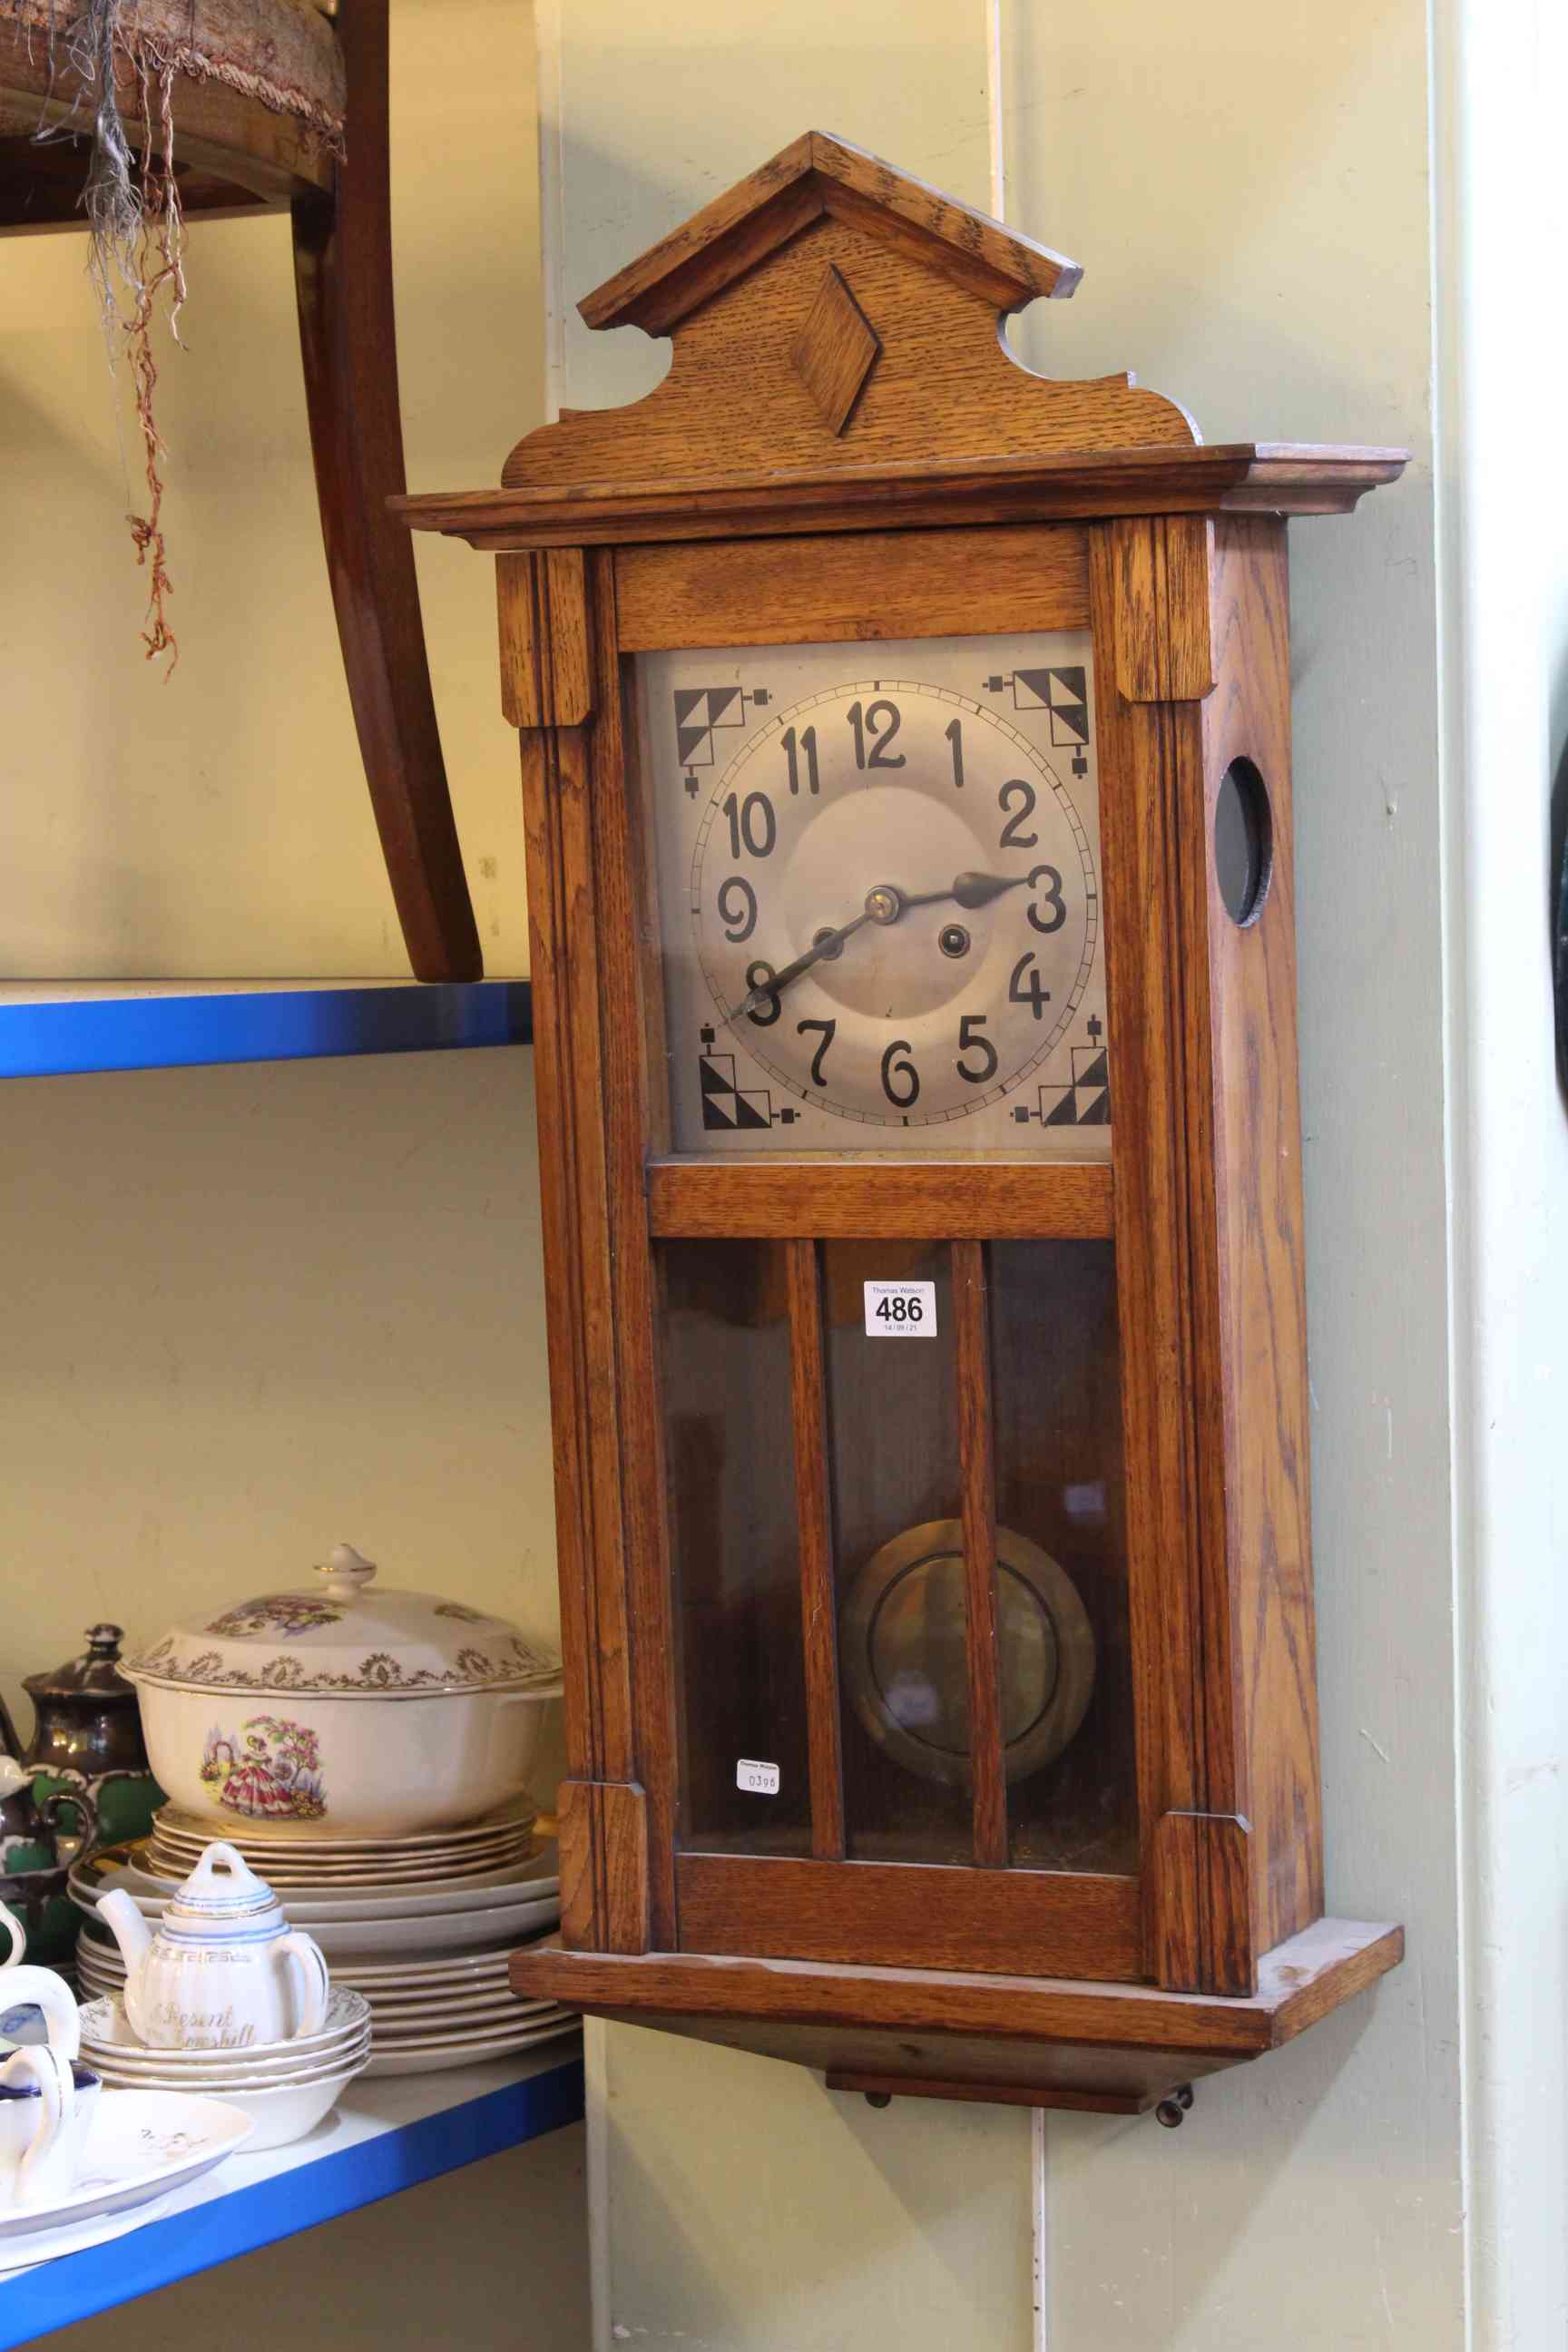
<box><xmin>291</xmin><ymin>0</ymin><xmax>481</xmax><ymax>983</ymax></box>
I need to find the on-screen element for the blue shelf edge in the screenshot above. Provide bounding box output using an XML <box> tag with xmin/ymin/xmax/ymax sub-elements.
<box><xmin>0</xmin><ymin>984</ymin><xmax>534</xmax><ymax>1081</ymax></box>
<box><xmin>0</xmin><ymin>2055</ymin><xmax>584</xmax><ymax>2350</ymax></box>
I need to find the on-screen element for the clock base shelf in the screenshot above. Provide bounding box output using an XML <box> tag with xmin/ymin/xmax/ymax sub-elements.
<box><xmin>511</xmin><ymin>1917</ymin><xmax>1402</xmax><ymax>2113</ymax></box>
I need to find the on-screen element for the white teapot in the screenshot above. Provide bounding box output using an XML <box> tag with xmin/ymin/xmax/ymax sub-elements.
<box><xmin>98</xmin><ymin>1842</ymin><xmax>328</xmax><ymax>2053</ymax></box>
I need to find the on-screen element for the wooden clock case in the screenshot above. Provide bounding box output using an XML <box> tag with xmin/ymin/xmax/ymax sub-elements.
<box><xmin>401</xmin><ymin>132</ymin><xmax>1406</xmax><ymax>2118</ymax></box>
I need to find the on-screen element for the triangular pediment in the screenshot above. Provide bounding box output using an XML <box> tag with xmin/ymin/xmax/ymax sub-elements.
<box><xmin>580</xmin><ymin>131</ymin><xmax>1083</xmax><ymax>335</ymax></box>
<box><xmin>501</xmin><ymin>132</ymin><xmax>1200</xmax><ymax>494</ymax></box>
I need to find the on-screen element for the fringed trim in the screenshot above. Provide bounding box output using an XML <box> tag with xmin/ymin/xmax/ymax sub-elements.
<box><xmin>9</xmin><ymin>1</ymin><xmax>347</xmax><ymax>672</ymax></box>
<box><xmin>131</xmin><ymin>32</ymin><xmax>345</xmax><ymax>161</ymax></box>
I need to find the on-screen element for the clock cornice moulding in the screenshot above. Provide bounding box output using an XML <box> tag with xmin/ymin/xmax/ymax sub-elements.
<box><xmin>398</xmin><ymin>129</ymin><xmax>1407</xmax><ymax>543</ymax></box>
<box><xmin>395</xmin><ymin>445</ymin><xmax>1410</xmax><ymax>553</ymax></box>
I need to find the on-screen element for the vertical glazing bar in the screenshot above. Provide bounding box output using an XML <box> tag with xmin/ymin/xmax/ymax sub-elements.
<box><xmin>786</xmin><ymin>1239</ymin><xmax>846</xmax><ymax>1861</ymax></box>
<box><xmin>953</xmin><ymin>1240</ymin><xmax>1008</xmax><ymax>1866</ymax></box>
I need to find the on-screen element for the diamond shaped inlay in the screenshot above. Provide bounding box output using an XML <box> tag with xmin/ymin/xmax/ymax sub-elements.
<box><xmin>791</xmin><ymin>265</ymin><xmax>881</xmax><ymax>436</ymax></box>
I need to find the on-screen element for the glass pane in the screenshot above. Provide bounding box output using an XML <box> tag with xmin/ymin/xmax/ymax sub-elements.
<box><xmin>990</xmin><ymin>1240</ymin><xmax>1136</xmax><ymax>1874</ymax></box>
<box><xmin>824</xmin><ymin>1240</ymin><xmax>973</xmax><ymax>1864</ymax></box>
<box><xmin>662</xmin><ymin>1240</ymin><xmax>812</xmax><ymax>1856</ymax></box>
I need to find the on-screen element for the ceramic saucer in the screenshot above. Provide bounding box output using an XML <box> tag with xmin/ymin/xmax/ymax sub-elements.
<box><xmin>0</xmin><ymin>2088</ymin><xmax>251</xmax><ymax>2242</ymax></box>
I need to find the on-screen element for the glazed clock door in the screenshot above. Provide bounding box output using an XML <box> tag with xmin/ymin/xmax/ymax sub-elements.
<box><xmin>632</xmin><ymin>594</ymin><xmax>1145</xmax><ymax>1984</ymax></box>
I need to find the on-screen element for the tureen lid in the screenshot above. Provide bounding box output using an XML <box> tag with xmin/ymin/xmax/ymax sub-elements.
<box><xmin>125</xmin><ymin>1545</ymin><xmax>563</xmax><ymax>1701</ymax></box>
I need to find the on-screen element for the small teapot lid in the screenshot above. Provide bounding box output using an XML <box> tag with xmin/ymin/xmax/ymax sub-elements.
<box><xmin>24</xmin><ymin>1626</ymin><xmax>138</xmax><ymax>1706</ymax></box>
<box><xmin>163</xmin><ymin>1841</ymin><xmax>284</xmax><ymax>1935</ymax></box>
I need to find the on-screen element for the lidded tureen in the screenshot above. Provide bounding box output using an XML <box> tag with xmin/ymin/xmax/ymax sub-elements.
<box><xmin>124</xmin><ymin>1547</ymin><xmax>562</xmax><ymax>1838</ymax></box>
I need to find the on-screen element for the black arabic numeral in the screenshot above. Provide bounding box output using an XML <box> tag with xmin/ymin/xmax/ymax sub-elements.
<box><xmin>745</xmin><ymin>960</ymin><xmax>782</xmax><ymax>1026</ymax></box>
<box><xmin>998</xmin><ymin>779</ymin><xmax>1039</xmax><ymax>850</ymax></box>
<box><xmin>718</xmin><ymin>876</ymin><xmax>758</xmax><ymax>944</ymax></box>
<box><xmin>1026</xmin><ymin>863</ymin><xmax>1067</xmax><ymax>935</ymax></box>
<box><xmin>847</xmin><ymin>699</ymin><xmax>906</xmax><ymax>769</ymax></box>
<box><xmin>880</xmin><ymin>1038</ymin><xmax>920</xmax><ymax>1107</ymax></box>
<box><xmin>956</xmin><ymin>1013</ymin><xmax>998</xmax><ymax>1084</ymax></box>
<box><xmin>1008</xmin><ymin>952</ymin><xmax>1052</xmax><ymax>1022</ymax></box>
<box><xmin>722</xmin><ymin>790</ymin><xmax>777</xmax><ymax>859</ymax></box>
<box><xmin>796</xmin><ymin>1017</ymin><xmax>836</xmax><ymax>1088</ymax></box>
<box><xmin>781</xmin><ymin>725</ymin><xmax>820</xmax><ymax>796</ymax></box>
<box><xmin>945</xmin><ymin>718</ymin><xmax>965</xmax><ymax>787</ymax></box>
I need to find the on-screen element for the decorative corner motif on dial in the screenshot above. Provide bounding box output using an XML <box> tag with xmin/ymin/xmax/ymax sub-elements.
<box><xmin>1013</xmin><ymin>1024</ymin><xmax>1111</xmax><ymax>1129</ymax></box>
<box><xmin>673</xmin><ymin>684</ymin><xmax>769</xmax><ymax>796</ymax></box>
<box><xmin>984</xmin><ymin>667</ymin><xmax>1091</xmax><ymax>775</ymax></box>
<box><xmin>697</xmin><ymin>1030</ymin><xmax>797</xmax><ymax>1130</ymax></box>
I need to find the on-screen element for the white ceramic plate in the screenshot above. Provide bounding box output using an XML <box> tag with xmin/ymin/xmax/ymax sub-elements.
<box><xmin>365</xmin><ymin>2009</ymin><xmax>574</xmax><ymax>2050</ymax></box>
<box><xmin>367</xmin><ymin>2000</ymin><xmax>553</xmax><ymax>2034</ymax></box>
<box><xmin>139</xmin><ymin>1844</ymin><xmax>526</xmax><ymax>1881</ymax></box>
<box><xmin>362</xmin><ymin>1983</ymin><xmax>539</xmax><ymax>2014</ymax></box>
<box><xmin>370</xmin><ymin>2019</ymin><xmax>568</xmax><ymax>2050</ymax></box>
<box><xmin>80</xmin><ymin>1899</ymin><xmax>561</xmax><ymax>1964</ymax></box>
<box><xmin>154</xmin><ymin>1799</ymin><xmax>535</xmax><ymax>1852</ymax></box>
<box><xmin>0</xmin><ymin>2190</ymin><xmax>181</xmax><ymax>2273</ymax></box>
<box><xmin>0</xmin><ymin>2088</ymin><xmax>252</xmax><ymax>2242</ymax></box>
<box><xmin>329</xmin><ymin>1950</ymin><xmax>517</xmax><ymax>1985</ymax></box>
<box><xmin>149</xmin><ymin>1830</ymin><xmax>532</xmax><ymax>1866</ymax></box>
<box><xmin>361</xmin><ymin>2021</ymin><xmax>579</xmax><ymax>2078</ymax></box>
<box><xmin>74</xmin><ymin>1855</ymin><xmax>560</xmax><ymax>1923</ymax></box>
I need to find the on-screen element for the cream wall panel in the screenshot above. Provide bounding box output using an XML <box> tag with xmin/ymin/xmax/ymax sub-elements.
<box><xmin>2</xmin><ymin>0</ymin><xmax>541</xmax><ymax>979</ymax></box>
<box><xmin>0</xmin><ymin>1046</ymin><xmax>563</xmax><ymax>1806</ymax></box>
<box><xmin>999</xmin><ymin>4</ymin><xmax>1462</xmax><ymax>2344</ymax></box>
<box><xmin>550</xmin><ymin>4</ymin><xmax>1462</xmax><ymax>2348</ymax></box>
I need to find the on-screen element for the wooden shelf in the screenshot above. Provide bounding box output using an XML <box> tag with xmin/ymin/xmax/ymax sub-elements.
<box><xmin>0</xmin><ymin>2046</ymin><xmax>583</xmax><ymax>2347</ymax></box>
<box><xmin>0</xmin><ymin>983</ymin><xmax>533</xmax><ymax>1080</ymax></box>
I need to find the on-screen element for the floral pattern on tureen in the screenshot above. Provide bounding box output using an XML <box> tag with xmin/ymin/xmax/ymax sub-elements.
<box><xmin>127</xmin><ymin>1546</ymin><xmax>562</xmax><ymax>1698</ymax></box>
<box><xmin>205</xmin><ymin>1594</ymin><xmax>344</xmax><ymax>1640</ymax></box>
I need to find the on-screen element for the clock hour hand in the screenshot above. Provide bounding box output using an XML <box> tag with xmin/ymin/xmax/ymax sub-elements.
<box><xmin>730</xmin><ymin>907</ymin><xmax>874</xmax><ymax>1019</ymax></box>
<box><xmin>944</xmin><ymin>870</ymin><xmax>1030</xmax><ymax>911</ymax></box>
<box><xmin>878</xmin><ymin>871</ymin><xmax>1028</xmax><ymax>916</ymax></box>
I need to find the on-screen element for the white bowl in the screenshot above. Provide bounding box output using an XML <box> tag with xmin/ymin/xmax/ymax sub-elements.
<box><xmin>161</xmin><ymin>2059</ymin><xmax>368</xmax><ymax>2150</ymax></box>
<box><xmin>90</xmin><ymin>2035</ymin><xmax>372</xmax><ymax>2094</ymax></box>
<box><xmin>128</xmin><ymin>1681</ymin><xmax>560</xmax><ymax>1839</ymax></box>
<box><xmin>85</xmin><ymin>2030</ymin><xmax>371</xmax><ymax>2084</ymax></box>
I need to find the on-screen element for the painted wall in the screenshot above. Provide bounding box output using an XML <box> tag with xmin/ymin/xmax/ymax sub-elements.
<box><xmin>0</xmin><ymin>1046</ymin><xmax>561</xmax><ymax>1795</ymax></box>
<box><xmin>538</xmin><ymin>4</ymin><xmax>1465</xmax><ymax>2347</ymax></box>
<box><xmin>2</xmin><ymin>0</ymin><xmax>540</xmax><ymax>980</ymax></box>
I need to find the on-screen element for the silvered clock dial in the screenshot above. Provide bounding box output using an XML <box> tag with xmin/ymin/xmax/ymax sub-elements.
<box><xmin>637</xmin><ymin>632</ymin><xmax>1109</xmax><ymax>1157</ymax></box>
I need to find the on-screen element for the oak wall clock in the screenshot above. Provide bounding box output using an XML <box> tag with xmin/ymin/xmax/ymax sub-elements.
<box><xmin>401</xmin><ymin>132</ymin><xmax>1407</xmax><ymax>2120</ymax></box>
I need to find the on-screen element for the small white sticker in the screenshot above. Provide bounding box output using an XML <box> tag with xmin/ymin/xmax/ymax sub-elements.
<box><xmin>863</xmin><ymin>1279</ymin><xmax>938</xmax><ymax>1338</ymax></box>
<box><xmin>737</xmin><ymin>1759</ymin><xmax>780</xmax><ymax>1796</ymax></box>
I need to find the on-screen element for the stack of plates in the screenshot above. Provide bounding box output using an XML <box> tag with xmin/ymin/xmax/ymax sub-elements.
<box><xmin>69</xmin><ymin>1843</ymin><xmax>577</xmax><ymax>2076</ymax></box>
<box><xmin>77</xmin><ymin>1988</ymin><xmax>371</xmax><ymax>2149</ymax></box>
<box><xmin>144</xmin><ymin>1802</ymin><xmax>538</xmax><ymax>1888</ymax></box>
